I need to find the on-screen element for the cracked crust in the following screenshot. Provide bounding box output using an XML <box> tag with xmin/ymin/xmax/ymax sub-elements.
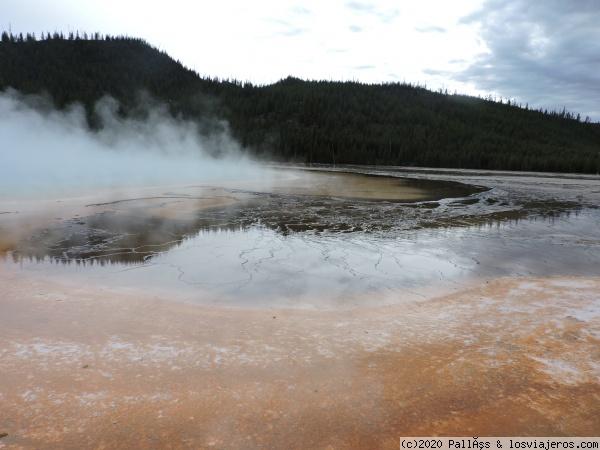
<box><xmin>1</xmin><ymin>264</ymin><xmax>599</xmax><ymax>448</ymax></box>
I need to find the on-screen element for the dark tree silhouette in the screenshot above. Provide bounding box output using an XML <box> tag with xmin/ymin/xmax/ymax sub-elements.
<box><xmin>1</xmin><ymin>31</ymin><xmax>599</xmax><ymax>173</ymax></box>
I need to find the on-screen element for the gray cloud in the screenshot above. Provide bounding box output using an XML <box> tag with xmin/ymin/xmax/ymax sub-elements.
<box><xmin>354</xmin><ymin>65</ymin><xmax>375</xmax><ymax>70</ymax></box>
<box><xmin>349</xmin><ymin>24</ymin><xmax>363</xmax><ymax>33</ymax></box>
<box><xmin>423</xmin><ymin>68</ymin><xmax>444</xmax><ymax>76</ymax></box>
<box><xmin>452</xmin><ymin>0</ymin><xmax>600</xmax><ymax>120</ymax></box>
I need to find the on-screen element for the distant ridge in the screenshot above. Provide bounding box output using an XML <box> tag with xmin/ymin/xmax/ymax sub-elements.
<box><xmin>1</xmin><ymin>32</ymin><xmax>599</xmax><ymax>173</ymax></box>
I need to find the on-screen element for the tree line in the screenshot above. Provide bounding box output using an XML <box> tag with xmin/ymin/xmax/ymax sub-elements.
<box><xmin>1</xmin><ymin>32</ymin><xmax>599</xmax><ymax>174</ymax></box>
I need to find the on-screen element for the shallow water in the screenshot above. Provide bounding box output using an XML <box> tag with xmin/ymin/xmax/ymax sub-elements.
<box><xmin>2</xmin><ymin>166</ymin><xmax>600</xmax><ymax>308</ymax></box>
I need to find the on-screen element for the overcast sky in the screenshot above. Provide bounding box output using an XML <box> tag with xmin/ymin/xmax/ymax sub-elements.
<box><xmin>3</xmin><ymin>0</ymin><xmax>600</xmax><ymax>121</ymax></box>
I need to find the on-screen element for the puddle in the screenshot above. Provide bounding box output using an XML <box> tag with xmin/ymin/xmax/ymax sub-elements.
<box><xmin>2</xmin><ymin>167</ymin><xmax>600</xmax><ymax>308</ymax></box>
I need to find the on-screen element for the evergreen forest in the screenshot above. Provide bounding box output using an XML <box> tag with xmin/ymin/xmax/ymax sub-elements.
<box><xmin>1</xmin><ymin>31</ymin><xmax>599</xmax><ymax>174</ymax></box>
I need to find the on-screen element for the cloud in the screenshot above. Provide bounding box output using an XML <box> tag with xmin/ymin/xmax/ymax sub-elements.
<box><xmin>267</xmin><ymin>18</ymin><xmax>308</xmax><ymax>37</ymax></box>
<box><xmin>349</xmin><ymin>24</ymin><xmax>363</xmax><ymax>33</ymax></box>
<box><xmin>344</xmin><ymin>1</ymin><xmax>400</xmax><ymax>23</ymax></box>
<box><xmin>387</xmin><ymin>73</ymin><xmax>403</xmax><ymax>80</ymax></box>
<box><xmin>292</xmin><ymin>6</ymin><xmax>313</xmax><ymax>16</ymax></box>
<box><xmin>0</xmin><ymin>89</ymin><xmax>266</xmax><ymax>198</ymax></box>
<box><xmin>416</xmin><ymin>25</ymin><xmax>446</xmax><ymax>33</ymax></box>
<box><xmin>354</xmin><ymin>65</ymin><xmax>375</xmax><ymax>70</ymax></box>
<box><xmin>451</xmin><ymin>0</ymin><xmax>600</xmax><ymax>119</ymax></box>
<box><xmin>327</xmin><ymin>48</ymin><xmax>348</xmax><ymax>54</ymax></box>
<box><xmin>422</xmin><ymin>68</ymin><xmax>445</xmax><ymax>76</ymax></box>
<box><xmin>345</xmin><ymin>1</ymin><xmax>377</xmax><ymax>13</ymax></box>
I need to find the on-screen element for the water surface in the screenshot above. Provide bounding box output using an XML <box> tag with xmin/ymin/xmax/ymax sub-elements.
<box><xmin>3</xmin><ymin>167</ymin><xmax>599</xmax><ymax>308</ymax></box>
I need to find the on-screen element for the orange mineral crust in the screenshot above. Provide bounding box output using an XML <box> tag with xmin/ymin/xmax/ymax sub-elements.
<box><xmin>1</xmin><ymin>264</ymin><xmax>599</xmax><ymax>449</ymax></box>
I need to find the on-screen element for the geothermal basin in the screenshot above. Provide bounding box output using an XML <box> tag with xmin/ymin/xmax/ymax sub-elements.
<box><xmin>1</xmin><ymin>166</ymin><xmax>600</xmax><ymax>448</ymax></box>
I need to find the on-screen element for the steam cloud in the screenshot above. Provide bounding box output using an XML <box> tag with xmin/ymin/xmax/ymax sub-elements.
<box><xmin>0</xmin><ymin>89</ymin><xmax>267</xmax><ymax>198</ymax></box>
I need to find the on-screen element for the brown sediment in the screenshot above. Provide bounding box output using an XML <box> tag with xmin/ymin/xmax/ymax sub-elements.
<box><xmin>223</xmin><ymin>170</ymin><xmax>452</xmax><ymax>201</ymax></box>
<box><xmin>1</xmin><ymin>262</ymin><xmax>600</xmax><ymax>449</ymax></box>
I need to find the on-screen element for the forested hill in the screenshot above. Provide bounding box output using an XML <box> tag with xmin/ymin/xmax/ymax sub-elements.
<box><xmin>2</xmin><ymin>32</ymin><xmax>599</xmax><ymax>174</ymax></box>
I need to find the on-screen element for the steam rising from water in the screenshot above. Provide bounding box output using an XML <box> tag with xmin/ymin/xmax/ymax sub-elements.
<box><xmin>0</xmin><ymin>89</ymin><xmax>267</xmax><ymax>198</ymax></box>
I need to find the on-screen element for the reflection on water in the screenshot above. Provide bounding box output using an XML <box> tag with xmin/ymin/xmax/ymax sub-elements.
<box><xmin>7</xmin><ymin>210</ymin><xmax>254</xmax><ymax>265</ymax></box>
<box><xmin>2</xmin><ymin>167</ymin><xmax>600</xmax><ymax>308</ymax></box>
<box><xmin>3</xmin><ymin>171</ymin><xmax>487</xmax><ymax>265</ymax></box>
<box><xmin>6</xmin><ymin>210</ymin><xmax>599</xmax><ymax>308</ymax></box>
<box><xmin>7</xmin><ymin>193</ymin><xmax>586</xmax><ymax>266</ymax></box>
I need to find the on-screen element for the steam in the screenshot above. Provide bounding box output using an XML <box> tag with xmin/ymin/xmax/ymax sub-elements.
<box><xmin>0</xmin><ymin>89</ymin><xmax>267</xmax><ymax>198</ymax></box>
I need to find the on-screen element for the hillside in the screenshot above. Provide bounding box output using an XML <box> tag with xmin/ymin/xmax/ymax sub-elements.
<box><xmin>1</xmin><ymin>32</ymin><xmax>599</xmax><ymax>173</ymax></box>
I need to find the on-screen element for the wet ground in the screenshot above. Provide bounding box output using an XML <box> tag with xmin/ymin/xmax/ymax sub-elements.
<box><xmin>2</xmin><ymin>271</ymin><xmax>600</xmax><ymax>448</ymax></box>
<box><xmin>1</xmin><ymin>166</ymin><xmax>600</xmax><ymax>448</ymax></box>
<box><xmin>2</xmin><ymin>166</ymin><xmax>599</xmax><ymax>308</ymax></box>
